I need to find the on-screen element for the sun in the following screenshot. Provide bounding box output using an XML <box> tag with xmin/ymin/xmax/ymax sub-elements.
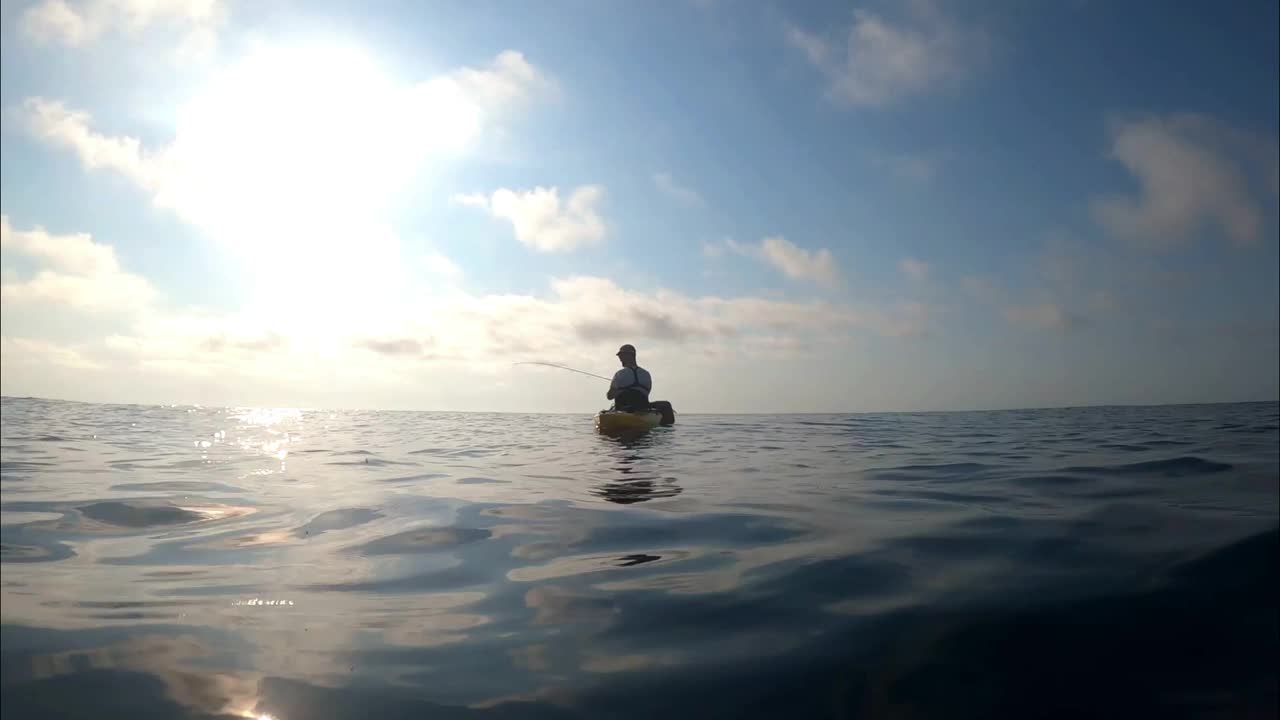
<box><xmin>157</xmin><ymin>41</ymin><xmax>481</xmax><ymax>314</ymax></box>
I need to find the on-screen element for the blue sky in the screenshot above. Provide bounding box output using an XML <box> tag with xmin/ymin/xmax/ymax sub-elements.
<box><xmin>1</xmin><ymin>0</ymin><xmax>1276</xmax><ymax>413</ymax></box>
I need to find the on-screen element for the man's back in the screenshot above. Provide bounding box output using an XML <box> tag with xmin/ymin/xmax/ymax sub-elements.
<box><xmin>610</xmin><ymin>365</ymin><xmax>652</xmax><ymax>393</ymax></box>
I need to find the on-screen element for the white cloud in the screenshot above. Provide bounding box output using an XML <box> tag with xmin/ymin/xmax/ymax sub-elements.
<box><xmin>899</xmin><ymin>257</ymin><xmax>930</xmax><ymax>281</ymax></box>
<box><xmin>355</xmin><ymin>337</ymin><xmax>431</xmax><ymax>358</ymax></box>
<box><xmin>20</xmin><ymin>0</ymin><xmax>90</xmax><ymax>45</ymax></box>
<box><xmin>1</xmin><ymin>208</ymin><xmax>950</xmax><ymax>410</ymax></box>
<box><xmin>653</xmin><ymin>172</ymin><xmax>705</xmax><ymax>208</ymax></box>
<box><xmin>102</xmin><ymin>274</ymin><xmax>929</xmax><ymax>373</ymax></box>
<box><xmin>71</xmin><ymin>276</ymin><xmax>799</xmax><ymax>387</ymax></box>
<box><xmin>457</xmin><ymin>185</ymin><xmax>608</xmax><ymax>252</ymax></box>
<box><xmin>1</xmin><ymin>214</ymin><xmax>116</xmax><ymax>275</ymax></box>
<box><xmin>450</xmin><ymin>50</ymin><xmax>556</xmax><ymax>106</ymax></box>
<box><xmin>0</xmin><ymin>271</ymin><xmax>156</xmax><ymax>313</ymax></box>
<box><xmin>18</xmin><ymin>46</ymin><xmax>550</xmax><ymax>312</ymax></box>
<box><xmin>786</xmin><ymin>0</ymin><xmax>985</xmax><ymax>108</ymax></box>
<box><xmin>21</xmin><ymin>46</ymin><xmax>550</xmax><ymax>260</ymax></box>
<box><xmin>172</xmin><ymin>25</ymin><xmax>218</xmax><ymax>65</ymax></box>
<box><xmin>874</xmin><ymin>301</ymin><xmax>936</xmax><ymax>338</ymax></box>
<box><xmin>759</xmin><ymin>237</ymin><xmax>840</xmax><ymax>287</ymax></box>
<box><xmin>22</xmin><ymin>0</ymin><xmax>222</xmax><ymax>48</ymax></box>
<box><xmin>22</xmin><ymin>98</ymin><xmax>167</xmax><ymax>191</ymax></box>
<box><xmin>422</xmin><ymin>251</ymin><xmax>461</xmax><ymax>277</ymax></box>
<box><xmin>449</xmin><ymin>193</ymin><xmax>490</xmax><ymax>209</ymax></box>
<box><xmin>0</xmin><ymin>215</ymin><xmax>157</xmax><ymax>312</ymax></box>
<box><xmin>3</xmin><ymin>244</ymin><xmax>937</xmax><ymax>404</ymax></box>
<box><xmin>710</xmin><ymin>236</ymin><xmax>841</xmax><ymax>288</ymax></box>
<box><xmin>1092</xmin><ymin>114</ymin><xmax>1276</xmax><ymax>249</ymax></box>
<box><xmin>998</xmin><ymin>235</ymin><xmax>1130</xmax><ymax>332</ymax></box>
<box><xmin>0</xmin><ymin>337</ymin><xmax>104</xmax><ymax>371</ymax></box>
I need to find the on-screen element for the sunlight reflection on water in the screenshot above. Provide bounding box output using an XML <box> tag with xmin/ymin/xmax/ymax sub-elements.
<box><xmin>1</xmin><ymin>398</ymin><xmax>1276</xmax><ymax>718</ymax></box>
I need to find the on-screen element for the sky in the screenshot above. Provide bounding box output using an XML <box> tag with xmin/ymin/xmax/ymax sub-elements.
<box><xmin>0</xmin><ymin>0</ymin><xmax>1277</xmax><ymax>414</ymax></box>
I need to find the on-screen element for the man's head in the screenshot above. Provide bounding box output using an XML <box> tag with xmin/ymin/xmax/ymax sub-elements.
<box><xmin>616</xmin><ymin>343</ymin><xmax>637</xmax><ymax>367</ymax></box>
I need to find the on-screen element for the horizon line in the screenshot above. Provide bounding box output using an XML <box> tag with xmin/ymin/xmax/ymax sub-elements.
<box><xmin>2</xmin><ymin>393</ymin><xmax>1276</xmax><ymax>417</ymax></box>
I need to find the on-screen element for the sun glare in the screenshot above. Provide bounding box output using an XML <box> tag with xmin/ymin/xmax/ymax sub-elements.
<box><xmin>170</xmin><ymin>44</ymin><xmax>403</xmax><ymax>232</ymax></box>
<box><xmin>161</xmin><ymin>42</ymin><xmax>480</xmax><ymax>312</ymax></box>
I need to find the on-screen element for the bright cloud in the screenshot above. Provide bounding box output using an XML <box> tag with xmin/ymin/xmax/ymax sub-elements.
<box><xmin>68</xmin><ymin>278</ymin><xmax>734</xmax><ymax>393</ymax></box>
<box><xmin>0</xmin><ymin>336</ymin><xmax>104</xmax><ymax>371</ymax></box>
<box><xmin>759</xmin><ymin>237</ymin><xmax>841</xmax><ymax>287</ymax></box>
<box><xmin>422</xmin><ymin>252</ymin><xmax>462</xmax><ymax>278</ymax></box>
<box><xmin>1092</xmin><ymin>113</ymin><xmax>1276</xmax><ymax>248</ymax></box>
<box><xmin>455</xmin><ymin>185</ymin><xmax>608</xmax><ymax>252</ymax></box>
<box><xmin>653</xmin><ymin>172</ymin><xmax>705</xmax><ymax>208</ymax></box>
<box><xmin>355</xmin><ymin>337</ymin><xmax>432</xmax><ymax>358</ymax></box>
<box><xmin>20</xmin><ymin>0</ymin><xmax>91</xmax><ymax>46</ymax></box>
<box><xmin>997</xmin><ymin>235</ymin><xmax>1135</xmax><ymax>332</ymax></box>
<box><xmin>21</xmin><ymin>0</ymin><xmax>222</xmax><ymax>48</ymax></box>
<box><xmin>22</xmin><ymin>46</ymin><xmax>549</xmax><ymax>246</ymax></box>
<box><xmin>0</xmin><ymin>215</ymin><xmax>156</xmax><ymax>312</ymax></box>
<box><xmin>449</xmin><ymin>193</ymin><xmax>490</xmax><ymax>208</ymax></box>
<box><xmin>711</xmin><ymin>237</ymin><xmax>841</xmax><ymax>288</ymax></box>
<box><xmin>21</xmin><ymin>45</ymin><xmax>549</xmax><ymax>308</ymax></box>
<box><xmin>1</xmin><ymin>196</ymin><xmax>931</xmax><ymax>405</ymax></box>
<box><xmin>786</xmin><ymin>1</ymin><xmax>986</xmax><ymax>108</ymax></box>
<box><xmin>22</xmin><ymin>98</ymin><xmax>167</xmax><ymax>190</ymax></box>
<box><xmin>91</xmin><ymin>274</ymin><xmax>932</xmax><ymax>378</ymax></box>
<box><xmin>450</xmin><ymin>49</ymin><xmax>557</xmax><ymax>106</ymax></box>
<box><xmin>6</xmin><ymin>2</ymin><xmax>1272</xmax><ymax>414</ymax></box>
<box><xmin>100</xmin><ymin>312</ymin><xmax>302</xmax><ymax>382</ymax></box>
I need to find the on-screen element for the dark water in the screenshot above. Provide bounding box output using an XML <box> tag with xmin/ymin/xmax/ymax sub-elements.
<box><xmin>1</xmin><ymin>397</ymin><xmax>1276</xmax><ymax>719</ymax></box>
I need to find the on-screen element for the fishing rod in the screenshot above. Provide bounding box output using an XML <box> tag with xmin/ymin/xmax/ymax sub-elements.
<box><xmin>513</xmin><ymin>361</ymin><xmax>612</xmax><ymax>382</ymax></box>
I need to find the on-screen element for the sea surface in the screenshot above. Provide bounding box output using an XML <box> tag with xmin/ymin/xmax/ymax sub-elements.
<box><xmin>1</xmin><ymin>397</ymin><xmax>1276</xmax><ymax>719</ymax></box>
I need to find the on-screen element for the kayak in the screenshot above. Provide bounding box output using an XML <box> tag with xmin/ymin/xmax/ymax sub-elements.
<box><xmin>595</xmin><ymin>409</ymin><xmax>663</xmax><ymax>434</ymax></box>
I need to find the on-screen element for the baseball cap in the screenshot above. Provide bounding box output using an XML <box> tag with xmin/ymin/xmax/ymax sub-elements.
<box><xmin>616</xmin><ymin>344</ymin><xmax>636</xmax><ymax>355</ymax></box>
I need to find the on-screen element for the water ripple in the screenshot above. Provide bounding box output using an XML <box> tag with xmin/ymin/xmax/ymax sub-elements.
<box><xmin>0</xmin><ymin>397</ymin><xmax>1275</xmax><ymax>719</ymax></box>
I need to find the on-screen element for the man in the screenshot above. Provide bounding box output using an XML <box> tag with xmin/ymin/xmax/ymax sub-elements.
<box><xmin>606</xmin><ymin>344</ymin><xmax>652</xmax><ymax>411</ymax></box>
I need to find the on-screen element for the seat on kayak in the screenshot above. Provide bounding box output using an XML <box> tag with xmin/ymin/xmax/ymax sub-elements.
<box><xmin>650</xmin><ymin>400</ymin><xmax>675</xmax><ymax>426</ymax></box>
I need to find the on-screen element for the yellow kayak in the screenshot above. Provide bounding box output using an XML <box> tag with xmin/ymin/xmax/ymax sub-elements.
<box><xmin>594</xmin><ymin>409</ymin><xmax>663</xmax><ymax>434</ymax></box>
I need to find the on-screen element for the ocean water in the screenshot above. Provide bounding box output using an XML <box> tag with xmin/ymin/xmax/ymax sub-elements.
<box><xmin>1</xmin><ymin>397</ymin><xmax>1276</xmax><ymax>720</ymax></box>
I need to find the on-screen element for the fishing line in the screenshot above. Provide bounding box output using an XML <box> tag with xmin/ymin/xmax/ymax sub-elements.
<box><xmin>513</xmin><ymin>362</ymin><xmax>612</xmax><ymax>382</ymax></box>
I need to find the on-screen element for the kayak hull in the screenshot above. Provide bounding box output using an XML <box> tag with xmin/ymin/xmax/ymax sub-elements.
<box><xmin>595</xmin><ymin>410</ymin><xmax>663</xmax><ymax>434</ymax></box>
